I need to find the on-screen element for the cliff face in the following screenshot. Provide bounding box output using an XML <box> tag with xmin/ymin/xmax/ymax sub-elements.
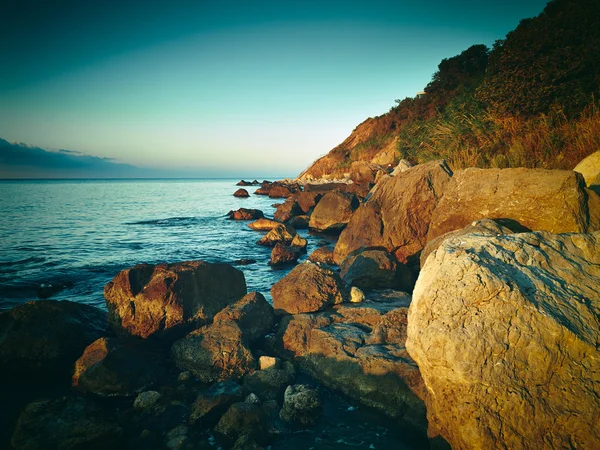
<box><xmin>298</xmin><ymin>116</ymin><xmax>398</xmax><ymax>181</ymax></box>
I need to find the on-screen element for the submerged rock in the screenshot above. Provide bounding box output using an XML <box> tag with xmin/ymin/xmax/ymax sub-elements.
<box><xmin>104</xmin><ymin>260</ymin><xmax>246</xmax><ymax>339</ymax></box>
<box><xmin>227</xmin><ymin>208</ymin><xmax>264</xmax><ymax>220</ymax></box>
<box><xmin>407</xmin><ymin>231</ymin><xmax>600</xmax><ymax>449</ymax></box>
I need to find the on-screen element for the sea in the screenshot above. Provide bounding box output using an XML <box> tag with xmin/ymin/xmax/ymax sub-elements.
<box><xmin>0</xmin><ymin>178</ymin><xmax>333</xmax><ymax>311</ymax></box>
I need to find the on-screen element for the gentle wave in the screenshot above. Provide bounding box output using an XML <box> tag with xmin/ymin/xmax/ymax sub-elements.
<box><xmin>125</xmin><ymin>216</ymin><xmax>208</xmax><ymax>227</ymax></box>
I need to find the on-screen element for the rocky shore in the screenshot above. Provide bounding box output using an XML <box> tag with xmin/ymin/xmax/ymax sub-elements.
<box><xmin>1</xmin><ymin>152</ymin><xmax>600</xmax><ymax>449</ymax></box>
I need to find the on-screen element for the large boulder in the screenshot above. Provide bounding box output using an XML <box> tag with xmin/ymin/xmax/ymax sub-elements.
<box><xmin>0</xmin><ymin>300</ymin><xmax>107</xmax><ymax>382</ymax></box>
<box><xmin>309</xmin><ymin>191</ymin><xmax>359</xmax><ymax>233</ymax></box>
<box><xmin>72</xmin><ymin>337</ymin><xmax>159</xmax><ymax>397</ymax></box>
<box><xmin>348</xmin><ymin>161</ymin><xmax>384</xmax><ymax>185</ymax></box>
<box><xmin>271</xmin><ymin>263</ymin><xmax>346</xmax><ymax>315</ymax></box>
<box><xmin>248</xmin><ymin>218</ymin><xmax>280</xmax><ymax>231</ymax></box>
<box><xmin>269</xmin><ymin>243</ymin><xmax>300</xmax><ymax>266</ymax></box>
<box><xmin>273</xmin><ymin>199</ymin><xmax>303</xmax><ymax>223</ymax></box>
<box><xmin>213</xmin><ymin>292</ymin><xmax>275</xmax><ymax>343</ymax></box>
<box><xmin>293</xmin><ymin>191</ymin><xmax>323</xmax><ymax>214</ymax></box>
<box><xmin>275</xmin><ymin>290</ymin><xmax>428</xmax><ymax>431</ymax></box>
<box><xmin>104</xmin><ymin>261</ymin><xmax>246</xmax><ymax>339</ymax></box>
<box><xmin>406</xmin><ymin>231</ymin><xmax>600</xmax><ymax>449</ymax></box>
<box><xmin>340</xmin><ymin>248</ymin><xmax>398</xmax><ymax>290</ymax></box>
<box><xmin>287</xmin><ymin>215</ymin><xmax>309</xmax><ymax>229</ymax></box>
<box><xmin>233</xmin><ymin>189</ymin><xmax>250</xmax><ymax>198</ymax></box>
<box><xmin>11</xmin><ymin>397</ymin><xmax>123</xmax><ymax>450</ymax></box>
<box><xmin>279</xmin><ymin>384</ymin><xmax>322</xmax><ymax>427</ymax></box>
<box><xmin>427</xmin><ymin>168</ymin><xmax>598</xmax><ymax>240</ymax></box>
<box><xmin>308</xmin><ymin>246</ymin><xmax>335</xmax><ymax>265</ymax></box>
<box><xmin>574</xmin><ymin>150</ymin><xmax>600</xmax><ymax>186</ymax></box>
<box><xmin>256</xmin><ymin>224</ymin><xmax>296</xmax><ymax>247</ymax></box>
<box><xmin>227</xmin><ymin>208</ymin><xmax>264</xmax><ymax>220</ymax></box>
<box><xmin>334</xmin><ymin>160</ymin><xmax>453</xmax><ymax>265</ymax></box>
<box><xmin>171</xmin><ymin>321</ymin><xmax>256</xmax><ymax>383</ymax></box>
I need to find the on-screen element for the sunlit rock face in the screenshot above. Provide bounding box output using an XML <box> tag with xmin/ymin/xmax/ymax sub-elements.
<box><xmin>407</xmin><ymin>231</ymin><xmax>600</xmax><ymax>450</ymax></box>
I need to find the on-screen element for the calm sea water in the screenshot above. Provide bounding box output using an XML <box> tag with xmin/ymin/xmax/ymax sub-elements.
<box><xmin>0</xmin><ymin>179</ymin><xmax>330</xmax><ymax>311</ymax></box>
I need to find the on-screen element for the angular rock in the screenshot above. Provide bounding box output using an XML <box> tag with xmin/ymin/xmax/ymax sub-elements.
<box><xmin>227</xmin><ymin>208</ymin><xmax>264</xmax><ymax>220</ymax></box>
<box><xmin>243</xmin><ymin>364</ymin><xmax>295</xmax><ymax>402</ymax></box>
<box><xmin>574</xmin><ymin>151</ymin><xmax>600</xmax><ymax>186</ymax></box>
<box><xmin>427</xmin><ymin>168</ymin><xmax>597</xmax><ymax>240</ymax></box>
<box><xmin>308</xmin><ymin>246</ymin><xmax>335</xmax><ymax>265</ymax></box>
<box><xmin>104</xmin><ymin>260</ymin><xmax>246</xmax><ymax>339</ymax></box>
<box><xmin>256</xmin><ymin>223</ymin><xmax>296</xmax><ymax>247</ymax></box>
<box><xmin>293</xmin><ymin>191</ymin><xmax>323</xmax><ymax>214</ymax></box>
<box><xmin>11</xmin><ymin>397</ymin><xmax>123</xmax><ymax>450</ymax></box>
<box><xmin>279</xmin><ymin>384</ymin><xmax>322</xmax><ymax>427</ymax></box>
<box><xmin>248</xmin><ymin>218</ymin><xmax>280</xmax><ymax>231</ymax></box>
<box><xmin>236</xmin><ymin>180</ymin><xmax>253</xmax><ymax>186</ymax></box>
<box><xmin>391</xmin><ymin>159</ymin><xmax>414</xmax><ymax>176</ymax></box>
<box><xmin>289</xmin><ymin>234</ymin><xmax>307</xmax><ymax>252</ymax></box>
<box><xmin>340</xmin><ymin>248</ymin><xmax>398</xmax><ymax>289</ymax></box>
<box><xmin>406</xmin><ymin>231</ymin><xmax>600</xmax><ymax>449</ymax></box>
<box><xmin>233</xmin><ymin>188</ymin><xmax>250</xmax><ymax>198</ymax></box>
<box><xmin>171</xmin><ymin>321</ymin><xmax>256</xmax><ymax>383</ymax></box>
<box><xmin>189</xmin><ymin>380</ymin><xmax>243</xmax><ymax>425</ymax></box>
<box><xmin>259</xmin><ymin>356</ymin><xmax>280</xmax><ymax>371</ymax></box>
<box><xmin>214</xmin><ymin>402</ymin><xmax>268</xmax><ymax>445</ymax></box>
<box><xmin>0</xmin><ymin>300</ymin><xmax>107</xmax><ymax>382</ymax></box>
<box><xmin>287</xmin><ymin>215</ymin><xmax>309</xmax><ymax>229</ymax></box>
<box><xmin>350</xmin><ymin>286</ymin><xmax>365</xmax><ymax>303</ymax></box>
<box><xmin>213</xmin><ymin>292</ymin><xmax>275</xmax><ymax>343</ymax></box>
<box><xmin>73</xmin><ymin>337</ymin><xmax>159</xmax><ymax>397</ymax></box>
<box><xmin>271</xmin><ymin>263</ymin><xmax>346</xmax><ymax>315</ymax></box>
<box><xmin>267</xmin><ymin>183</ymin><xmax>300</xmax><ymax>199</ymax></box>
<box><xmin>309</xmin><ymin>191</ymin><xmax>360</xmax><ymax>233</ymax></box>
<box><xmin>134</xmin><ymin>390</ymin><xmax>161</xmax><ymax>412</ymax></box>
<box><xmin>273</xmin><ymin>199</ymin><xmax>303</xmax><ymax>223</ymax></box>
<box><xmin>269</xmin><ymin>243</ymin><xmax>299</xmax><ymax>266</ymax></box>
<box><xmin>334</xmin><ymin>160</ymin><xmax>453</xmax><ymax>265</ymax></box>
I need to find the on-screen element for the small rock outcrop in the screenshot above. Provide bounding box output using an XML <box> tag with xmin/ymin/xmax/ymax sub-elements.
<box><xmin>309</xmin><ymin>191</ymin><xmax>359</xmax><ymax>233</ymax></box>
<box><xmin>171</xmin><ymin>321</ymin><xmax>256</xmax><ymax>383</ymax></box>
<box><xmin>213</xmin><ymin>292</ymin><xmax>275</xmax><ymax>343</ymax></box>
<box><xmin>227</xmin><ymin>208</ymin><xmax>264</xmax><ymax>220</ymax></box>
<box><xmin>248</xmin><ymin>218</ymin><xmax>280</xmax><ymax>231</ymax></box>
<box><xmin>236</xmin><ymin>180</ymin><xmax>253</xmax><ymax>186</ymax></box>
<box><xmin>0</xmin><ymin>300</ymin><xmax>107</xmax><ymax>381</ymax></box>
<box><xmin>406</xmin><ymin>231</ymin><xmax>600</xmax><ymax>449</ymax></box>
<box><xmin>271</xmin><ymin>263</ymin><xmax>346</xmax><ymax>315</ymax></box>
<box><xmin>256</xmin><ymin>224</ymin><xmax>297</xmax><ymax>247</ymax></box>
<box><xmin>427</xmin><ymin>167</ymin><xmax>597</xmax><ymax>240</ymax></box>
<box><xmin>279</xmin><ymin>384</ymin><xmax>322</xmax><ymax>427</ymax></box>
<box><xmin>269</xmin><ymin>243</ymin><xmax>299</xmax><ymax>266</ymax></box>
<box><xmin>104</xmin><ymin>261</ymin><xmax>246</xmax><ymax>339</ymax></box>
<box><xmin>233</xmin><ymin>188</ymin><xmax>250</xmax><ymax>198</ymax></box>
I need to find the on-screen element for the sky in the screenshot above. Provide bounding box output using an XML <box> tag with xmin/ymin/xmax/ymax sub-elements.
<box><xmin>0</xmin><ymin>0</ymin><xmax>550</xmax><ymax>178</ymax></box>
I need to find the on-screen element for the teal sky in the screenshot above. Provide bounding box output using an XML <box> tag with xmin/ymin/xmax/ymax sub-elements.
<box><xmin>0</xmin><ymin>0</ymin><xmax>549</xmax><ymax>177</ymax></box>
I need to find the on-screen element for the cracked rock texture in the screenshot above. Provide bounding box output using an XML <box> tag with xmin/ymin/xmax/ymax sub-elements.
<box><xmin>406</xmin><ymin>230</ymin><xmax>600</xmax><ymax>450</ymax></box>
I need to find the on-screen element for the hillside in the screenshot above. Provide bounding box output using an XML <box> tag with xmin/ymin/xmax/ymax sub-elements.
<box><xmin>299</xmin><ymin>0</ymin><xmax>600</xmax><ymax>181</ymax></box>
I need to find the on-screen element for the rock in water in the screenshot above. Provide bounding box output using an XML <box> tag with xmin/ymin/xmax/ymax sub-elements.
<box><xmin>334</xmin><ymin>160</ymin><xmax>453</xmax><ymax>265</ymax></box>
<box><xmin>427</xmin><ymin>167</ymin><xmax>597</xmax><ymax>240</ymax></box>
<box><xmin>256</xmin><ymin>223</ymin><xmax>297</xmax><ymax>247</ymax></box>
<box><xmin>279</xmin><ymin>384</ymin><xmax>322</xmax><ymax>427</ymax></box>
<box><xmin>271</xmin><ymin>263</ymin><xmax>346</xmax><ymax>314</ymax></box>
<box><xmin>274</xmin><ymin>199</ymin><xmax>303</xmax><ymax>223</ymax></box>
<box><xmin>233</xmin><ymin>188</ymin><xmax>250</xmax><ymax>198</ymax></box>
<box><xmin>213</xmin><ymin>292</ymin><xmax>275</xmax><ymax>343</ymax></box>
<box><xmin>406</xmin><ymin>231</ymin><xmax>600</xmax><ymax>449</ymax></box>
<box><xmin>248</xmin><ymin>218</ymin><xmax>280</xmax><ymax>231</ymax></box>
<box><xmin>104</xmin><ymin>261</ymin><xmax>246</xmax><ymax>339</ymax></box>
<box><xmin>214</xmin><ymin>402</ymin><xmax>269</xmax><ymax>445</ymax></box>
<box><xmin>227</xmin><ymin>208</ymin><xmax>264</xmax><ymax>220</ymax></box>
<box><xmin>0</xmin><ymin>300</ymin><xmax>107</xmax><ymax>382</ymax></box>
<box><xmin>309</xmin><ymin>191</ymin><xmax>359</xmax><ymax>233</ymax></box>
<box><xmin>269</xmin><ymin>243</ymin><xmax>299</xmax><ymax>266</ymax></box>
<box><xmin>189</xmin><ymin>380</ymin><xmax>243</xmax><ymax>425</ymax></box>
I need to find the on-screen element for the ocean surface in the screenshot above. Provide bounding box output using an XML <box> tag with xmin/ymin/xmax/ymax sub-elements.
<box><xmin>0</xmin><ymin>179</ymin><xmax>333</xmax><ymax>311</ymax></box>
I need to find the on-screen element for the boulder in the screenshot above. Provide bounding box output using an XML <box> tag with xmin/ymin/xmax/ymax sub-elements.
<box><xmin>308</xmin><ymin>246</ymin><xmax>335</xmax><ymax>265</ymax></box>
<box><xmin>213</xmin><ymin>292</ymin><xmax>275</xmax><ymax>343</ymax></box>
<box><xmin>0</xmin><ymin>300</ymin><xmax>107</xmax><ymax>382</ymax></box>
<box><xmin>340</xmin><ymin>248</ymin><xmax>398</xmax><ymax>290</ymax></box>
<box><xmin>268</xmin><ymin>183</ymin><xmax>300</xmax><ymax>199</ymax></box>
<box><xmin>574</xmin><ymin>150</ymin><xmax>600</xmax><ymax>186</ymax></box>
<box><xmin>243</xmin><ymin>364</ymin><xmax>295</xmax><ymax>402</ymax></box>
<box><xmin>104</xmin><ymin>260</ymin><xmax>246</xmax><ymax>339</ymax></box>
<box><xmin>256</xmin><ymin>223</ymin><xmax>296</xmax><ymax>247</ymax></box>
<box><xmin>248</xmin><ymin>218</ymin><xmax>280</xmax><ymax>231</ymax></box>
<box><xmin>273</xmin><ymin>199</ymin><xmax>303</xmax><ymax>223</ymax></box>
<box><xmin>349</xmin><ymin>161</ymin><xmax>385</xmax><ymax>185</ymax></box>
<box><xmin>420</xmin><ymin>218</ymin><xmax>515</xmax><ymax>267</ymax></box>
<box><xmin>134</xmin><ymin>391</ymin><xmax>162</xmax><ymax>412</ymax></box>
<box><xmin>287</xmin><ymin>215</ymin><xmax>309</xmax><ymax>229</ymax></box>
<box><xmin>293</xmin><ymin>191</ymin><xmax>323</xmax><ymax>214</ymax></box>
<box><xmin>214</xmin><ymin>402</ymin><xmax>269</xmax><ymax>445</ymax></box>
<box><xmin>289</xmin><ymin>234</ymin><xmax>307</xmax><ymax>252</ymax></box>
<box><xmin>391</xmin><ymin>159</ymin><xmax>414</xmax><ymax>176</ymax></box>
<box><xmin>309</xmin><ymin>191</ymin><xmax>360</xmax><ymax>233</ymax></box>
<box><xmin>271</xmin><ymin>263</ymin><xmax>346</xmax><ymax>315</ymax></box>
<box><xmin>233</xmin><ymin>188</ymin><xmax>250</xmax><ymax>198</ymax></box>
<box><xmin>236</xmin><ymin>180</ymin><xmax>253</xmax><ymax>186</ymax></box>
<box><xmin>171</xmin><ymin>321</ymin><xmax>256</xmax><ymax>383</ymax></box>
<box><xmin>406</xmin><ymin>231</ymin><xmax>600</xmax><ymax>449</ymax></box>
<box><xmin>269</xmin><ymin>243</ymin><xmax>299</xmax><ymax>266</ymax></box>
<box><xmin>427</xmin><ymin>168</ymin><xmax>597</xmax><ymax>240</ymax></box>
<box><xmin>279</xmin><ymin>384</ymin><xmax>322</xmax><ymax>427</ymax></box>
<box><xmin>11</xmin><ymin>397</ymin><xmax>123</xmax><ymax>450</ymax></box>
<box><xmin>334</xmin><ymin>160</ymin><xmax>453</xmax><ymax>266</ymax></box>
<box><xmin>227</xmin><ymin>208</ymin><xmax>264</xmax><ymax>220</ymax></box>
<box><xmin>189</xmin><ymin>380</ymin><xmax>243</xmax><ymax>425</ymax></box>
<box><xmin>73</xmin><ymin>337</ymin><xmax>159</xmax><ymax>397</ymax></box>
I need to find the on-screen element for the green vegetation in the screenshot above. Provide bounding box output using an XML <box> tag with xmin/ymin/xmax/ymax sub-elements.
<box><xmin>334</xmin><ymin>0</ymin><xmax>600</xmax><ymax>172</ymax></box>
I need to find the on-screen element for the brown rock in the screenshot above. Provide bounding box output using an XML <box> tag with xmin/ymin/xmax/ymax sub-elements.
<box><xmin>189</xmin><ymin>380</ymin><xmax>243</xmax><ymax>425</ymax></box>
<box><xmin>293</xmin><ymin>191</ymin><xmax>323</xmax><ymax>213</ymax></box>
<box><xmin>406</xmin><ymin>231</ymin><xmax>600</xmax><ymax>449</ymax></box>
<box><xmin>289</xmin><ymin>234</ymin><xmax>307</xmax><ymax>252</ymax></box>
<box><xmin>0</xmin><ymin>300</ymin><xmax>107</xmax><ymax>382</ymax></box>
<box><xmin>104</xmin><ymin>261</ymin><xmax>247</xmax><ymax>339</ymax></box>
<box><xmin>213</xmin><ymin>292</ymin><xmax>275</xmax><ymax>343</ymax></box>
<box><xmin>227</xmin><ymin>208</ymin><xmax>264</xmax><ymax>220</ymax></box>
<box><xmin>271</xmin><ymin>263</ymin><xmax>346</xmax><ymax>315</ymax></box>
<box><xmin>256</xmin><ymin>223</ymin><xmax>297</xmax><ymax>247</ymax></box>
<box><xmin>287</xmin><ymin>215</ymin><xmax>310</xmax><ymax>229</ymax></box>
<box><xmin>340</xmin><ymin>248</ymin><xmax>398</xmax><ymax>290</ymax></box>
<box><xmin>273</xmin><ymin>199</ymin><xmax>303</xmax><ymax>223</ymax></box>
<box><xmin>308</xmin><ymin>191</ymin><xmax>360</xmax><ymax>233</ymax></box>
<box><xmin>233</xmin><ymin>188</ymin><xmax>250</xmax><ymax>198</ymax></box>
<box><xmin>268</xmin><ymin>183</ymin><xmax>300</xmax><ymax>199</ymax></box>
<box><xmin>427</xmin><ymin>168</ymin><xmax>597</xmax><ymax>240</ymax></box>
<box><xmin>171</xmin><ymin>321</ymin><xmax>256</xmax><ymax>383</ymax></box>
<box><xmin>248</xmin><ymin>218</ymin><xmax>280</xmax><ymax>231</ymax></box>
<box><xmin>236</xmin><ymin>180</ymin><xmax>253</xmax><ymax>186</ymax></box>
<box><xmin>574</xmin><ymin>151</ymin><xmax>600</xmax><ymax>186</ymax></box>
<box><xmin>349</xmin><ymin>161</ymin><xmax>384</xmax><ymax>185</ymax></box>
<box><xmin>72</xmin><ymin>337</ymin><xmax>158</xmax><ymax>397</ymax></box>
<box><xmin>215</xmin><ymin>402</ymin><xmax>269</xmax><ymax>445</ymax></box>
<box><xmin>334</xmin><ymin>160</ymin><xmax>453</xmax><ymax>265</ymax></box>
<box><xmin>269</xmin><ymin>243</ymin><xmax>299</xmax><ymax>266</ymax></box>
<box><xmin>308</xmin><ymin>246</ymin><xmax>335</xmax><ymax>265</ymax></box>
